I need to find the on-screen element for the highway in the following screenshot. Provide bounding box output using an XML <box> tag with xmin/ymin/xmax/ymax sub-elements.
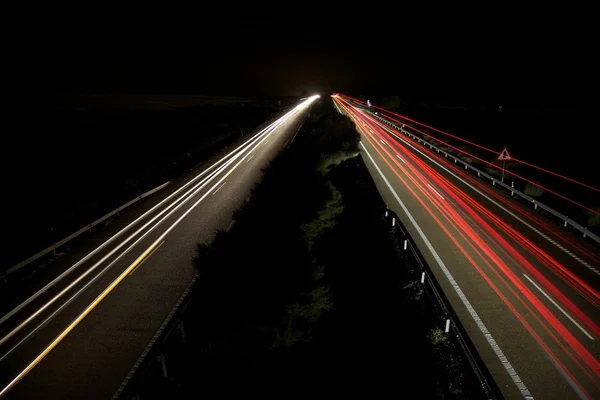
<box><xmin>333</xmin><ymin>95</ymin><xmax>600</xmax><ymax>400</ymax></box>
<box><xmin>0</xmin><ymin>95</ymin><xmax>319</xmax><ymax>399</ymax></box>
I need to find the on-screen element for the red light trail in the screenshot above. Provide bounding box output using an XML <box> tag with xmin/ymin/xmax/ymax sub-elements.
<box><xmin>339</xmin><ymin>94</ymin><xmax>600</xmax><ymax>194</ymax></box>
<box><xmin>333</xmin><ymin>95</ymin><xmax>600</xmax><ymax>398</ymax></box>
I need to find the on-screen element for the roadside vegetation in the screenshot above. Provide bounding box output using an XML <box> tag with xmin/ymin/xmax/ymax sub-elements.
<box><xmin>135</xmin><ymin>99</ymin><xmax>487</xmax><ymax>398</ymax></box>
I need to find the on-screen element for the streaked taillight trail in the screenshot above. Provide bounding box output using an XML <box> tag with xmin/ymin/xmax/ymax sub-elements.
<box><xmin>341</xmin><ymin>93</ymin><xmax>600</xmax><ymax>194</ymax></box>
<box><xmin>333</xmin><ymin>94</ymin><xmax>600</xmax><ymax>399</ymax></box>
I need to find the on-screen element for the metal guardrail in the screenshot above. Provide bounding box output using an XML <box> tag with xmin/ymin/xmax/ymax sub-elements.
<box><xmin>357</xmin><ymin>104</ymin><xmax>599</xmax><ymax>245</ymax></box>
<box><xmin>383</xmin><ymin>208</ymin><xmax>502</xmax><ymax>400</ymax></box>
<box><xmin>1</xmin><ymin>181</ymin><xmax>171</xmax><ymax>282</ymax></box>
<box><xmin>113</xmin><ymin>273</ymin><xmax>198</xmax><ymax>399</ymax></box>
<box><xmin>111</xmin><ymin>209</ymin><xmax>503</xmax><ymax>399</ymax></box>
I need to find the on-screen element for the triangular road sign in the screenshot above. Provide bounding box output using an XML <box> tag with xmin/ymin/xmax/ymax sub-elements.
<box><xmin>498</xmin><ymin>147</ymin><xmax>511</xmax><ymax>160</ymax></box>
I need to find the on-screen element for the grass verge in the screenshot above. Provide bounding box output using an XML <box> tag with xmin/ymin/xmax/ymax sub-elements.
<box><xmin>132</xmin><ymin>99</ymin><xmax>487</xmax><ymax>398</ymax></box>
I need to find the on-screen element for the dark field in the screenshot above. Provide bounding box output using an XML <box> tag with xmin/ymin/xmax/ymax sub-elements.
<box><xmin>3</xmin><ymin>94</ymin><xmax>296</xmax><ymax>270</ymax></box>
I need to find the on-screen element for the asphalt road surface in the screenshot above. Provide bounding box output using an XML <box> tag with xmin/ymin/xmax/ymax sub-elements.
<box><xmin>333</xmin><ymin>95</ymin><xmax>600</xmax><ymax>400</ymax></box>
<box><xmin>0</xmin><ymin>95</ymin><xmax>319</xmax><ymax>399</ymax></box>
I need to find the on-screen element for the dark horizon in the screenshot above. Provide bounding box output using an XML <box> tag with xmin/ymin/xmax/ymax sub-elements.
<box><xmin>9</xmin><ymin>28</ymin><xmax>599</xmax><ymax>110</ymax></box>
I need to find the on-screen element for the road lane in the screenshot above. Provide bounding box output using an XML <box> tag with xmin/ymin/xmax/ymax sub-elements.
<box><xmin>353</xmin><ymin>97</ymin><xmax>600</xmax><ymax>274</ymax></box>
<box><xmin>334</xmin><ymin>95</ymin><xmax>600</xmax><ymax>399</ymax></box>
<box><xmin>369</xmin><ymin>117</ymin><xmax>600</xmax><ymax>336</ymax></box>
<box><xmin>0</xmin><ymin>95</ymin><xmax>319</xmax><ymax>399</ymax></box>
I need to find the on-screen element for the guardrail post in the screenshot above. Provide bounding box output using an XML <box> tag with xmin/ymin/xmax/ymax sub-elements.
<box><xmin>89</xmin><ymin>224</ymin><xmax>93</xmax><ymax>233</ymax></box>
<box><xmin>392</xmin><ymin>217</ymin><xmax>395</xmax><ymax>227</ymax></box>
<box><xmin>421</xmin><ymin>272</ymin><xmax>425</xmax><ymax>284</ymax></box>
<box><xmin>454</xmin><ymin>158</ymin><xmax>457</xmax><ymax>163</ymax></box>
<box><xmin>385</xmin><ymin>210</ymin><xmax>388</xmax><ymax>217</ymax></box>
<box><xmin>564</xmin><ymin>219</ymin><xmax>568</xmax><ymax>228</ymax></box>
<box><xmin>157</xmin><ymin>354</ymin><xmax>168</xmax><ymax>378</ymax></box>
<box><xmin>477</xmin><ymin>172</ymin><xmax>480</xmax><ymax>177</ymax></box>
<box><xmin>492</xmin><ymin>180</ymin><xmax>495</xmax><ymax>186</ymax></box>
<box><xmin>511</xmin><ymin>181</ymin><xmax>514</xmax><ymax>196</ymax></box>
<box><xmin>403</xmin><ymin>240</ymin><xmax>407</xmax><ymax>250</ymax></box>
<box><xmin>178</xmin><ymin>321</ymin><xmax>186</xmax><ymax>343</ymax></box>
<box><xmin>445</xmin><ymin>319</ymin><xmax>451</xmax><ymax>334</ymax></box>
<box><xmin>464</xmin><ymin>164</ymin><xmax>468</xmax><ymax>169</ymax></box>
<box><xmin>534</xmin><ymin>203</ymin><xmax>538</xmax><ymax>210</ymax></box>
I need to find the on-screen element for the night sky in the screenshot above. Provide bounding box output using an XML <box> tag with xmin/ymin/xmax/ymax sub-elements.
<box><xmin>9</xmin><ymin>16</ymin><xmax>598</xmax><ymax>106</ymax></box>
<box><xmin>3</xmin><ymin>14</ymin><xmax>599</xmax><ymax>265</ymax></box>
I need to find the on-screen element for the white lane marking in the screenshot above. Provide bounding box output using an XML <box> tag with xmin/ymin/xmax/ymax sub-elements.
<box><xmin>0</xmin><ymin>109</ymin><xmax>297</xmax><ymax>346</ymax></box>
<box><xmin>428</xmin><ymin>184</ymin><xmax>445</xmax><ymax>201</ymax></box>
<box><xmin>246</xmin><ymin>154</ymin><xmax>255</xmax><ymax>163</ymax></box>
<box><xmin>0</xmin><ymin>101</ymin><xmax>308</xmax><ymax>329</ymax></box>
<box><xmin>0</xmin><ymin>99</ymin><xmax>317</xmax><ymax>352</ymax></box>
<box><xmin>0</xmin><ymin>96</ymin><xmax>322</xmax><ymax>397</ymax></box>
<box><xmin>380</xmin><ymin>139</ymin><xmax>386</xmax><ymax>146</ymax></box>
<box><xmin>396</xmin><ymin>154</ymin><xmax>406</xmax><ymax>164</ymax></box>
<box><xmin>288</xmin><ymin>123</ymin><xmax>302</xmax><ymax>146</ymax></box>
<box><xmin>265</xmin><ymin>139</ymin><xmax>270</xmax><ymax>144</ymax></box>
<box><xmin>360</xmin><ymin>141</ymin><xmax>533</xmax><ymax>399</ymax></box>
<box><xmin>373</xmin><ymin>118</ymin><xmax>598</xmax><ymax>274</ymax></box>
<box><xmin>0</xmin><ymin>150</ymin><xmax>248</xmax><ymax>348</ymax></box>
<box><xmin>129</xmin><ymin>241</ymin><xmax>165</xmax><ymax>276</ymax></box>
<box><xmin>212</xmin><ymin>182</ymin><xmax>227</xmax><ymax>195</ymax></box>
<box><xmin>522</xmin><ymin>273</ymin><xmax>594</xmax><ymax>340</ymax></box>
